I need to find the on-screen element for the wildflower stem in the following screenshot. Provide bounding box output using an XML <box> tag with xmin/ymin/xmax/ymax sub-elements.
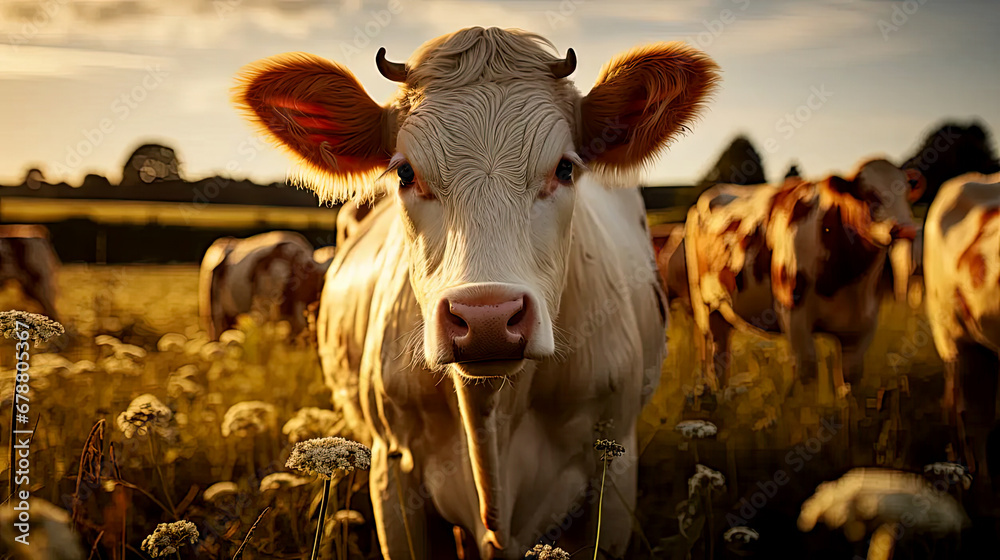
<box><xmin>148</xmin><ymin>435</ymin><xmax>177</xmax><ymax>517</ymax></box>
<box><xmin>593</xmin><ymin>456</ymin><xmax>608</xmax><ymax>560</ymax></box>
<box><xmin>392</xmin><ymin>459</ymin><xmax>417</xmax><ymax>560</ymax></box>
<box><xmin>310</xmin><ymin>478</ymin><xmax>332</xmax><ymax>560</ymax></box>
<box><xmin>704</xmin><ymin>488</ymin><xmax>714</xmax><ymax>560</ymax></box>
<box><xmin>342</xmin><ymin>470</ymin><xmax>355</xmax><ymax>560</ymax></box>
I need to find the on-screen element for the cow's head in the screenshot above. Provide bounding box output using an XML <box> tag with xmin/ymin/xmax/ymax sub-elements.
<box><xmin>827</xmin><ymin>159</ymin><xmax>923</xmax><ymax>300</ymax></box>
<box><xmin>235</xmin><ymin>27</ymin><xmax>718</xmax><ymax>378</ymax></box>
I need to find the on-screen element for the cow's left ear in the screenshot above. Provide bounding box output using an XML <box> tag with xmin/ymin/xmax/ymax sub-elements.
<box><xmin>905</xmin><ymin>168</ymin><xmax>926</xmax><ymax>203</ymax></box>
<box><xmin>826</xmin><ymin>175</ymin><xmax>858</xmax><ymax>197</ymax></box>
<box><xmin>234</xmin><ymin>53</ymin><xmax>399</xmax><ymax>204</ymax></box>
<box><xmin>578</xmin><ymin>43</ymin><xmax>719</xmax><ymax>175</ymax></box>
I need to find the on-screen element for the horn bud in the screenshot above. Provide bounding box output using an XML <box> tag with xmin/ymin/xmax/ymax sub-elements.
<box><xmin>376</xmin><ymin>47</ymin><xmax>407</xmax><ymax>82</ymax></box>
<box><xmin>549</xmin><ymin>48</ymin><xmax>576</xmax><ymax>79</ymax></box>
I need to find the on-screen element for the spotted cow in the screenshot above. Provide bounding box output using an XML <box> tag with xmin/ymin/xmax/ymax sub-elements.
<box><xmin>924</xmin><ymin>172</ymin><xmax>1000</xmax><ymax>489</ymax></box>
<box><xmin>685</xmin><ymin>160</ymin><xmax>923</xmax><ymax>397</ymax></box>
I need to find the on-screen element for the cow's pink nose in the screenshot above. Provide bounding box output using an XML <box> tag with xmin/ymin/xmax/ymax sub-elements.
<box><xmin>439</xmin><ymin>295</ymin><xmax>533</xmax><ymax>363</ymax></box>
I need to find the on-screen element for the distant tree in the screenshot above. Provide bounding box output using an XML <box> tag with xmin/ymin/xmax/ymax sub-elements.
<box><xmin>121</xmin><ymin>143</ymin><xmax>183</xmax><ymax>186</ymax></box>
<box><xmin>697</xmin><ymin>135</ymin><xmax>766</xmax><ymax>192</ymax></box>
<box><xmin>81</xmin><ymin>173</ymin><xmax>112</xmax><ymax>191</ymax></box>
<box><xmin>22</xmin><ymin>167</ymin><xmax>45</xmax><ymax>189</ymax></box>
<box><xmin>903</xmin><ymin>121</ymin><xmax>999</xmax><ymax>204</ymax></box>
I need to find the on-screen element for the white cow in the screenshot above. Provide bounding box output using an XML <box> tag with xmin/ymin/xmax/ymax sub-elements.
<box><xmin>235</xmin><ymin>27</ymin><xmax>718</xmax><ymax>558</ymax></box>
<box><xmin>0</xmin><ymin>224</ymin><xmax>60</xmax><ymax>320</ymax></box>
<box><xmin>199</xmin><ymin>231</ymin><xmax>326</xmax><ymax>340</ymax></box>
<box><xmin>924</xmin><ymin>172</ymin><xmax>1000</xmax><ymax>491</ymax></box>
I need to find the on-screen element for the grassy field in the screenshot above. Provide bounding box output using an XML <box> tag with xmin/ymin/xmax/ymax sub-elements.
<box><xmin>0</xmin><ymin>264</ymin><xmax>965</xmax><ymax>559</ymax></box>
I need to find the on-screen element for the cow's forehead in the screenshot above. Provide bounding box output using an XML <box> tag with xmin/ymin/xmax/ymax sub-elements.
<box><xmin>397</xmin><ymin>82</ymin><xmax>575</xmax><ymax>186</ymax></box>
<box><xmin>857</xmin><ymin>160</ymin><xmax>905</xmax><ymax>192</ymax></box>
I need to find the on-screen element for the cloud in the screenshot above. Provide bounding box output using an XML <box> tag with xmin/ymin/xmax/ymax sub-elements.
<box><xmin>0</xmin><ymin>45</ymin><xmax>170</xmax><ymax>78</ymax></box>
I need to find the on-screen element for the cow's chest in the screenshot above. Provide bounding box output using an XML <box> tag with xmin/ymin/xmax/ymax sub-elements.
<box><xmin>814</xmin><ymin>211</ymin><xmax>885</xmax><ymax>300</ymax></box>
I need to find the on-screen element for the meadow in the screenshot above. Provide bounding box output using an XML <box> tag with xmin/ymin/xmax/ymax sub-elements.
<box><xmin>0</xmin><ymin>263</ymin><xmax>956</xmax><ymax>559</ymax></box>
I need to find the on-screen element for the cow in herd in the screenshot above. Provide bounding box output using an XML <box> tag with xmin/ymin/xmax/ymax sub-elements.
<box><xmin>682</xmin><ymin>160</ymin><xmax>923</xmax><ymax>396</ymax></box>
<box><xmin>198</xmin><ymin>231</ymin><xmax>331</xmax><ymax>340</ymax></box>
<box><xmin>0</xmin><ymin>224</ymin><xmax>60</xmax><ymax>320</ymax></box>
<box><xmin>925</xmin><ymin>172</ymin><xmax>1000</xmax><ymax>490</ymax></box>
<box><xmin>235</xmin><ymin>26</ymin><xmax>714</xmax><ymax>559</ymax></box>
<box><xmin>655</xmin><ymin>164</ymin><xmax>1000</xmax><ymax>495</ymax></box>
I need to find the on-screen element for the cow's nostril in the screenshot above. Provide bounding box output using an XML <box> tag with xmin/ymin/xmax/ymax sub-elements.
<box><xmin>447</xmin><ymin>308</ymin><xmax>467</xmax><ymax>328</ymax></box>
<box><xmin>507</xmin><ymin>306</ymin><xmax>526</xmax><ymax>328</ymax></box>
<box><xmin>443</xmin><ymin>301</ymin><xmax>470</xmax><ymax>335</ymax></box>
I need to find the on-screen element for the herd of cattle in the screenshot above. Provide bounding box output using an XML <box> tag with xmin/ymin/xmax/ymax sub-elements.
<box><xmin>2</xmin><ymin>26</ymin><xmax>998</xmax><ymax>558</ymax></box>
<box><xmin>653</xmin><ymin>162</ymin><xmax>1000</xmax><ymax>493</ymax></box>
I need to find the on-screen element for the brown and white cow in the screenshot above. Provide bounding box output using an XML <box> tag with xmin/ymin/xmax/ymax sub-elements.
<box><xmin>660</xmin><ymin>222</ymin><xmax>925</xmax><ymax>318</ymax></box>
<box><xmin>199</xmin><ymin>231</ymin><xmax>326</xmax><ymax>340</ymax></box>
<box><xmin>685</xmin><ymin>160</ymin><xmax>922</xmax><ymax>397</ymax></box>
<box><xmin>924</xmin><ymin>172</ymin><xmax>1000</xmax><ymax>489</ymax></box>
<box><xmin>652</xmin><ymin>223</ymin><xmax>691</xmax><ymax>315</ymax></box>
<box><xmin>0</xmin><ymin>224</ymin><xmax>60</xmax><ymax>320</ymax></box>
<box><xmin>235</xmin><ymin>27</ymin><xmax>717</xmax><ymax>558</ymax></box>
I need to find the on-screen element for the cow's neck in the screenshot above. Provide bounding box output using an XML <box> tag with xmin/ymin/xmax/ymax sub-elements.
<box><xmin>453</xmin><ymin>378</ymin><xmax>507</xmax><ymax>546</ymax></box>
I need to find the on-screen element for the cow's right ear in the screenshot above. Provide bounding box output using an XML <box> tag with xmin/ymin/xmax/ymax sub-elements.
<box><xmin>234</xmin><ymin>53</ymin><xmax>399</xmax><ymax>203</ymax></box>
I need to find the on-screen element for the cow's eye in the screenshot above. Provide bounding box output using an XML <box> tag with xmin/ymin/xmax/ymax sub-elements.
<box><xmin>870</xmin><ymin>201</ymin><xmax>884</xmax><ymax>218</ymax></box>
<box><xmin>555</xmin><ymin>159</ymin><xmax>574</xmax><ymax>183</ymax></box>
<box><xmin>397</xmin><ymin>163</ymin><xmax>415</xmax><ymax>186</ymax></box>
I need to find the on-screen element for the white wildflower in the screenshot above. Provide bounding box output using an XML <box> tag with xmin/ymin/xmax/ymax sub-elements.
<box><xmin>221</xmin><ymin>401</ymin><xmax>276</xmax><ymax>438</ymax></box>
<box><xmin>116</xmin><ymin>394</ymin><xmax>172</xmax><ymax>438</ymax></box>
<box><xmin>676</xmin><ymin>420</ymin><xmax>718</xmax><ymax>439</ymax></box>
<box><xmin>219</xmin><ymin>329</ymin><xmax>246</xmax><ymax>346</ymax></box>
<box><xmin>923</xmin><ymin>462</ymin><xmax>973</xmax><ymax>490</ymax></box>
<box><xmin>724</xmin><ymin>526</ymin><xmax>759</xmax><ymax>543</ymax></box>
<box><xmin>167</xmin><ymin>365</ymin><xmax>203</xmax><ymax>399</ymax></box>
<box><xmin>286</xmin><ymin>437</ymin><xmax>372</xmax><ymax>479</ymax></box>
<box><xmin>798</xmin><ymin>468</ymin><xmax>968</xmax><ymax>539</ymax></box>
<box><xmin>156</xmin><ymin>333</ymin><xmax>187</xmax><ymax>352</ymax></box>
<box><xmin>0</xmin><ymin>310</ymin><xmax>64</xmax><ymax>342</ymax></box>
<box><xmin>688</xmin><ymin>464</ymin><xmax>726</xmax><ymax>497</ymax></box>
<box><xmin>524</xmin><ymin>544</ymin><xmax>571</xmax><ymax>560</ymax></box>
<box><xmin>259</xmin><ymin>472</ymin><xmax>311</xmax><ymax>492</ymax></box>
<box><xmin>282</xmin><ymin>407</ymin><xmax>344</xmax><ymax>443</ymax></box>
<box><xmin>203</xmin><ymin>482</ymin><xmax>239</xmax><ymax>503</ymax></box>
<box><xmin>140</xmin><ymin>520</ymin><xmax>199</xmax><ymax>558</ymax></box>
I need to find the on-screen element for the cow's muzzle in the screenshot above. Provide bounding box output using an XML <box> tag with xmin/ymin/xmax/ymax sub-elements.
<box><xmin>436</xmin><ymin>289</ymin><xmax>536</xmax><ymax>367</ymax></box>
<box><xmin>890</xmin><ymin>223</ymin><xmax>918</xmax><ymax>241</ymax></box>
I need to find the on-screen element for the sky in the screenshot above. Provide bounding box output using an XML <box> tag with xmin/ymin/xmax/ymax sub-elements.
<box><xmin>0</xmin><ymin>0</ymin><xmax>997</xmax><ymax>188</ymax></box>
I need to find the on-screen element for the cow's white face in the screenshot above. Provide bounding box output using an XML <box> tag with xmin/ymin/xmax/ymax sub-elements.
<box><xmin>235</xmin><ymin>27</ymin><xmax>719</xmax><ymax>378</ymax></box>
<box><xmin>392</xmin><ymin>84</ymin><xmax>577</xmax><ymax>375</ymax></box>
<box><xmin>851</xmin><ymin>160</ymin><xmax>923</xmax><ymax>245</ymax></box>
